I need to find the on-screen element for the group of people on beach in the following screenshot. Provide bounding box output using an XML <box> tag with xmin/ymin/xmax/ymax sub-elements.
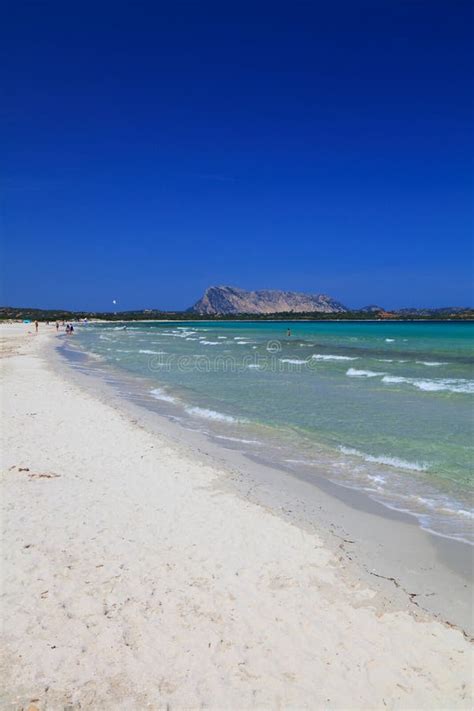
<box><xmin>32</xmin><ymin>320</ymin><xmax>74</xmax><ymax>334</ymax></box>
<box><xmin>54</xmin><ymin>320</ymin><xmax>74</xmax><ymax>334</ymax></box>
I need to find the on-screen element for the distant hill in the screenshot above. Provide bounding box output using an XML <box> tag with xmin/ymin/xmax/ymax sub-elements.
<box><xmin>1</xmin><ymin>304</ymin><xmax>473</xmax><ymax>322</ymax></box>
<box><xmin>359</xmin><ymin>304</ymin><xmax>384</xmax><ymax>313</ymax></box>
<box><xmin>190</xmin><ymin>286</ymin><xmax>347</xmax><ymax>315</ymax></box>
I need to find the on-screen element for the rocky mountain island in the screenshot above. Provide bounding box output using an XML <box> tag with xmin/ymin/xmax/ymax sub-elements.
<box><xmin>190</xmin><ymin>286</ymin><xmax>347</xmax><ymax>315</ymax></box>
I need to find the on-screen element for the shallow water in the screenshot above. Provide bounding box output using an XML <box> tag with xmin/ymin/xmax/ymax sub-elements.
<box><xmin>72</xmin><ymin>321</ymin><xmax>474</xmax><ymax>543</ymax></box>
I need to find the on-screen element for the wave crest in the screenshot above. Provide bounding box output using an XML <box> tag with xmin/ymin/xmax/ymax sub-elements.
<box><xmin>312</xmin><ymin>354</ymin><xmax>357</xmax><ymax>361</ymax></box>
<box><xmin>346</xmin><ymin>368</ymin><xmax>385</xmax><ymax>378</ymax></box>
<box><xmin>149</xmin><ymin>388</ymin><xmax>176</xmax><ymax>403</ymax></box>
<box><xmin>185</xmin><ymin>406</ymin><xmax>239</xmax><ymax>423</ymax></box>
<box><xmin>382</xmin><ymin>375</ymin><xmax>474</xmax><ymax>394</ymax></box>
<box><xmin>339</xmin><ymin>446</ymin><xmax>428</xmax><ymax>472</ymax></box>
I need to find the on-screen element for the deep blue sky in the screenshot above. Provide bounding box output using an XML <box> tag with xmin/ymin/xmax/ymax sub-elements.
<box><xmin>1</xmin><ymin>1</ymin><xmax>472</xmax><ymax>310</ymax></box>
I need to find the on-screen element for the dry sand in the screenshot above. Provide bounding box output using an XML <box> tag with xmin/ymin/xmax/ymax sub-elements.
<box><xmin>0</xmin><ymin>323</ymin><xmax>472</xmax><ymax>710</ymax></box>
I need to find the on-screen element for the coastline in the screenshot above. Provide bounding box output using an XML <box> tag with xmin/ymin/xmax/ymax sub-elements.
<box><xmin>58</xmin><ymin>329</ymin><xmax>474</xmax><ymax>631</ymax></box>
<box><xmin>1</xmin><ymin>323</ymin><xmax>472</xmax><ymax>709</ymax></box>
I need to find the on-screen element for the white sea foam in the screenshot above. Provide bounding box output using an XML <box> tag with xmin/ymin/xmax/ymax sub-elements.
<box><xmin>149</xmin><ymin>388</ymin><xmax>176</xmax><ymax>403</ymax></box>
<box><xmin>382</xmin><ymin>375</ymin><xmax>474</xmax><ymax>394</ymax></box>
<box><xmin>247</xmin><ymin>364</ymin><xmax>261</xmax><ymax>369</ymax></box>
<box><xmin>375</xmin><ymin>498</ymin><xmax>474</xmax><ymax>545</ymax></box>
<box><xmin>236</xmin><ymin>341</ymin><xmax>253</xmax><ymax>345</ymax></box>
<box><xmin>214</xmin><ymin>435</ymin><xmax>260</xmax><ymax>444</ymax></box>
<box><xmin>413</xmin><ymin>379</ymin><xmax>474</xmax><ymax>394</ymax></box>
<box><xmin>377</xmin><ymin>358</ymin><xmax>393</xmax><ymax>362</ymax></box>
<box><xmin>367</xmin><ymin>455</ymin><xmax>428</xmax><ymax>471</ymax></box>
<box><xmin>199</xmin><ymin>341</ymin><xmax>221</xmax><ymax>345</ymax></box>
<box><xmin>409</xmin><ymin>497</ymin><xmax>474</xmax><ymax>520</ymax></box>
<box><xmin>367</xmin><ymin>474</ymin><xmax>386</xmax><ymax>484</ymax></box>
<box><xmin>456</xmin><ymin>509</ymin><xmax>474</xmax><ymax>519</ymax></box>
<box><xmin>415</xmin><ymin>361</ymin><xmax>447</xmax><ymax>367</ymax></box>
<box><xmin>185</xmin><ymin>406</ymin><xmax>238</xmax><ymax>423</ymax></box>
<box><xmin>280</xmin><ymin>358</ymin><xmax>307</xmax><ymax>365</ymax></box>
<box><xmin>339</xmin><ymin>446</ymin><xmax>428</xmax><ymax>472</ymax></box>
<box><xmin>217</xmin><ymin>336</ymin><xmax>227</xmax><ymax>339</ymax></box>
<box><xmin>139</xmin><ymin>349</ymin><xmax>165</xmax><ymax>355</ymax></box>
<box><xmin>346</xmin><ymin>368</ymin><xmax>385</xmax><ymax>378</ymax></box>
<box><xmin>185</xmin><ymin>337</ymin><xmax>199</xmax><ymax>340</ymax></box>
<box><xmin>385</xmin><ymin>338</ymin><xmax>395</xmax><ymax>342</ymax></box>
<box><xmin>311</xmin><ymin>354</ymin><xmax>357</xmax><ymax>361</ymax></box>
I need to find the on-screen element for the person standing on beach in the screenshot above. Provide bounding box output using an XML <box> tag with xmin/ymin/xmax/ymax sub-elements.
<box><xmin>287</xmin><ymin>328</ymin><xmax>291</xmax><ymax>337</ymax></box>
<box><xmin>35</xmin><ymin>320</ymin><xmax>38</xmax><ymax>333</ymax></box>
<box><xmin>56</xmin><ymin>321</ymin><xmax>59</xmax><ymax>331</ymax></box>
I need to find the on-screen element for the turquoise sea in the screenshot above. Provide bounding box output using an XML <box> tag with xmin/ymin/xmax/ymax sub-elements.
<box><xmin>70</xmin><ymin>321</ymin><xmax>473</xmax><ymax>543</ymax></box>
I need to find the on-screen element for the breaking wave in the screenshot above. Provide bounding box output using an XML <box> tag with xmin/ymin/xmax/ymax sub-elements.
<box><xmin>415</xmin><ymin>361</ymin><xmax>447</xmax><ymax>367</ymax></box>
<box><xmin>280</xmin><ymin>358</ymin><xmax>308</xmax><ymax>365</ymax></box>
<box><xmin>339</xmin><ymin>446</ymin><xmax>428</xmax><ymax>472</ymax></box>
<box><xmin>214</xmin><ymin>435</ymin><xmax>260</xmax><ymax>444</ymax></box>
<box><xmin>312</xmin><ymin>354</ymin><xmax>358</xmax><ymax>361</ymax></box>
<box><xmin>149</xmin><ymin>387</ymin><xmax>177</xmax><ymax>403</ymax></box>
<box><xmin>185</xmin><ymin>406</ymin><xmax>239</xmax><ymax>423</ymax></box>
<box><xmin>346</xmin><ymin>368</ymin><xmax>386</xmax><ymax>378</ymax></box>
<box><xmin>382</xmin><ymin>376</ymin><xmax>474</xmax><ymax>394</ymax></box>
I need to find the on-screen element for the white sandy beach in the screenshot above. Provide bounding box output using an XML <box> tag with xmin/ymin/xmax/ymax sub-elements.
<box><xmin>1</xmin><ymin>323</ymin><xmax>472</xmax><ymax>710</ymax></box>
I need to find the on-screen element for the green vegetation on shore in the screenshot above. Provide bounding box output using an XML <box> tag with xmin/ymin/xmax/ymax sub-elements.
<box><xmin>1</xmin><ymin>306</ymin><xmax>473</xmax><ymax>322</ymax></box>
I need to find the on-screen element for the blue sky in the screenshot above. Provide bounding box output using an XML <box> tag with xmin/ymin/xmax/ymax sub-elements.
<box><xmin>2</xmin><ymin>1</ymin><xmax>472</xmax><ymax>310</ymax></box>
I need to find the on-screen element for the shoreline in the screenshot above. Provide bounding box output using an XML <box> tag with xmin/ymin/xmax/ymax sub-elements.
<box><xmin>57</xmin><ymin>331</ymin><xmax>473</xmax><ymax>634</ymax></box>
<box><xmin>1</xmin><ymin>323</ymin><xmax>472</xmax><ymax>709</ymax></box>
